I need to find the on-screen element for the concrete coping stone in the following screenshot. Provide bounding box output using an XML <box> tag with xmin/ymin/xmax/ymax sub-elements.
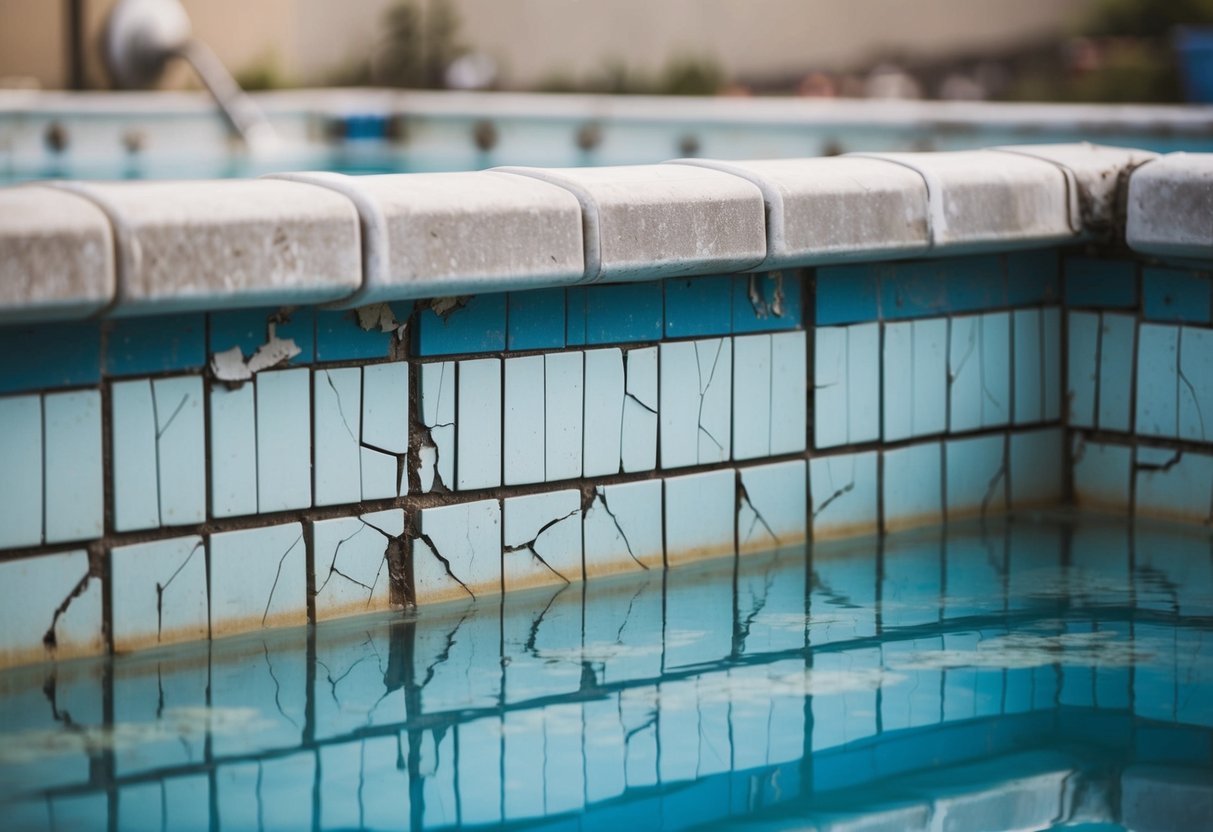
<box><xmin>0</xmin><ymin>186</ymin><xmax>115</xmax><ymax>323</ymax></box>
<box><xmin>268</xmin><ymin>170</ymin><xmax>585</xmax><ymax>306</ymax></box>
<box><xmin>848</xmin><ymin>150</ymin><xmax>1078</xmax><ymax>251</ymax></box>
<box><xmin>1126</xmin><ymin>152</ymin><xmax>1213</xmax><ymax>261</ymax></box>
<box><xmin>495</xmin><ymin>163</ymin><xmax>767</xmax><ymax>283</ymax></box>
<box><xmin>50</xmin><ymin>178</ymin><xmax>362</xmax><ymax>316</ymax></box>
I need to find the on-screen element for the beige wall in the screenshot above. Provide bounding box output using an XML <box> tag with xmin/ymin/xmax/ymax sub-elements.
<box><xmin>0</xmin><ymin>0</ymin><xmax>1087</xmax><ymax>90</ymax></box>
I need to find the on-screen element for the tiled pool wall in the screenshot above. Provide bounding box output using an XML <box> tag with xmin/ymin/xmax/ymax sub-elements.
<box><xmin>0</xmin><ymin>143</ymin><xmax>1210</xmax><ymax>669</ymax></box>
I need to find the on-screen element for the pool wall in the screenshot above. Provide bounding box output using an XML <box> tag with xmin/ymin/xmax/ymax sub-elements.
<box><xmin>0</xmin><ymin>144</ymin><xmax>1210</xmax><ymax>668</ymax></box>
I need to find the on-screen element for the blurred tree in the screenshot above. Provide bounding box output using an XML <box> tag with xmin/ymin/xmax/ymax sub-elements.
<box><xmin>660</xmin><ymin>56</ymin><xmax>726</xmax><ymax>96</ymax></box>
<box><xmin>373</xmin><ymin>0</ymin><xmax>465</xmax><ymax>89</ymax></box>
<box><xmin>1086</xmin><ymin>0</ymin><xmax>1213</xmax><ymax>37</ymax></box>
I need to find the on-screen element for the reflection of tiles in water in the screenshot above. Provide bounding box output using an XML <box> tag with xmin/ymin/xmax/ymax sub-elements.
<box><xmin>0</xmin><ymin>517</ymin><xmax>1211</xmax><ymax>829</ymax></box>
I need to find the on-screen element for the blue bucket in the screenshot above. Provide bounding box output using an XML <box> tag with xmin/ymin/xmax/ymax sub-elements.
<box><xmin>1176</xmin><ymin>26</ymin><xmax>1213</xmax><ymax>103</ymax></box>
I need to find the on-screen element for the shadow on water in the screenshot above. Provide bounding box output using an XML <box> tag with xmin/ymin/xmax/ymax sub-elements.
<box><xmin>1</xmin><ymin>512</ymin><xmax>1212</xmax><ymax>830</ymax></box>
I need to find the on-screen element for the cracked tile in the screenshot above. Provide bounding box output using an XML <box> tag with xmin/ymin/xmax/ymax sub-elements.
<box><xmin>256</xmin><ymin>368</ymin><xmax>312</xmax><ymax>512</ymax></box>
<box><xmin>361</xmin><ymin>361</ymin><xmax>409</xmax><ymax>498</ymax></box>
<box><xmin>43</xmin><ymin>390</ymin><xmax>102</xmax><ymax>544</ymax></box>
<box><xmin>0</xmin><ymin>550</ymin><xmax>100</xmax><ymax>666</ymax></box>
<box><xmin>582</xmin><ymin>569</ymin><xmax>664</xmax><ymax>682</ymax></box>
<box><xmin>882</xmin><ymin>441</ymin><xmax>943</xmax><ymax>533</ymax></box>
<box><xmin>209</xmin><ymin>381</ymin><xmax>257</xmax><ymax>518</ymax></box>
<box><xmin>0</xmin><ymin>394</ymin><xmax>42</xmax><ymax>548</ymax></box>
<box><xmin>1136</xmin><ymin>447</ymin><xmax>1213</xmax><ymax>524</ymax></box>
<box><xmin>735</xmin><ymin>545</ymin><xmax>808</xmax><ymax>653</ymax></box>
<box><xmin>314</xmin><ymin>366</ymin><xmax>363</xmax><ymax>506</ymax></box>
<box><xmin>622</xmin><ymin>346</ymin><xmax>658</xmax><ymax>472</ymax></box>
<box><xmin>733</xmin><ymin>334</ymin><xmax>771</xmax><ymax>460</ymax></box>
<box><xmin>1066</xmin><ymin>310</ymin><xmax>1099</xmax><ymax>428</ymax></box>
<box><xmin>664</xmin><ymin>468</ymin><xmax>735</xmax><ymax>566</ymax></box>
<box><xmin>415</xmin><ymin>498</ymin><xmax>501</xmax><ymax>605</ymax></box>
<box><xmin>944</xmin><ymin>434</ymin><xmax>1006</xmax><ymax>519</ymax></box>
<box><xmin>948</xmin><ymin>315</ymin><xmax>983</xmax><ymax>432</ymax></box>
<box><xmin>583</xmin><ymin>347</ymin><xmax>625</xmax><ymax>477</ymax></box>
<box><xmin>1136</xmin><ymin>323</ymin><xmax>1179</xmax><ymax>438</ymax></box>
<box><xmin>544</xmin><ymin>351</ymin><xmax>583</xmax><ymax>481</ymax></box>
<box><xmin>153</xmin><ymin>376</ymin><xmax>205</xmax><ymax>526</ymax></box>
<box><xmin>312</xmin><ymin>508</ymin><xmax>404</xmax><ymax>621</ymax></box>
<box><xmin>1008</xmin><ymin>428</ymin><xmax>1064</xmax><ymax>508</ymax></box>
<box><xmin>111</xmin><ymin>379</ymin><xmax>160</xmax><ymax>531</ymax></box>
<box><xmin>584</xmin><ymin>479</ymin><xmax>663</xmax><ymax>577</ymax></box>
<box><xmin>733</xmin><ymin>272</ymin><xmax>802</xmax><ymax>332</ymax></box>
<box><xmin>813</xmin><ymin>326</ymin><xmax>849</xmax><ymax>448</ymax></box>
<box><xmin>209</xmin><ymin>522</ymin><xmax>306</xmax><ymax>637</ymax></box>
<box><xmin>316</xmin><ymin>303</ymin><xmax>410</xmax><ymax>362</ymax></box>
<box><xmin>419</xmin><ymin>360</ymin><xmax>455</xmax><ymax>492</ymax></box>
<box><xmin>1098</xmin><ymin>313</ymin><xmax>1136</xmax><ymax>432</ymax></box>
<box><xmin>312</xmin><ymin>629</ymin><xmax>405</xmax><ymax>740</ymax></box>
<box><xmin>980</xmin><ymin>311</ymin><xmax>1011</xmax><ymax>427</ymax></box>
<box><xmin>1071</xmin><ymin>436</ymin><xmax>1131</xmax><ymax>511</ymax></box>
<box><xmin>456</xmin><ymin>358</ymin><xmax>502</xmax><ymax>490</ymax></box>
<box><xmin>411</xmin><ymin>598</ymin><xmax>502</xmax><ymax>712</ymax></box>
<box><xmin>209</xmin><ymin>306</ymin><xmax>316</xmax><ymax>366</ymax></box>
<box><xmin>738</xmin><ymin>459</ymin><xmax>807</xmax><ymax>553</ymax></box>
<box><xmin>503</xmin><ymin>489</ymin><xmax>582</xmax><ymax>592</ymax></box>
<box><xmin>111</xmin><ymin>535</ymin><xmax>207</xmax><ymax>652</ymax></box>
<box><xmin>809</xmin><ymin>450</ymin><xmax>879</xmax><ymax>540</ymax></box>
<box><xmin>502</xmin><ymin>583</ymin><xmax>582</xmax><ymax>703</ymax></box>
<box><xmin>1180</xmin><ymin>326</ymin><xmax>1213</xmax><ymax>443</ymax></box>
<box><xmin>660</xmin><ymin>337</ymin><xmax>732</xmax><ymax>468</ymax></box>
<box><xmin>504</xmin><ymin>355</ymin><xmax>545</xmax><ymax>485</ymax></box>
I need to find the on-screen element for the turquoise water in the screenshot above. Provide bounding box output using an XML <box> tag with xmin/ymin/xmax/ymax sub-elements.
<box><xmin>1</xmin><ymin>513</ymin><xmax>1211</xmax><ymax>831</ymax></box>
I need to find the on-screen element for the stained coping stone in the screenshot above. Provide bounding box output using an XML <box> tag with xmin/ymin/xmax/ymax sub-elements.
<box><xmin>1126</xmin><ymin>152</ymin><xmax>1213</xmax><ymax>261</ymax></box>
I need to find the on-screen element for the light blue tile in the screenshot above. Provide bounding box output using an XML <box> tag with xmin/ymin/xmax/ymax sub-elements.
<box><xmin>110</xmin><ymin>380</ymin><xmax>159</xmax><ymax>532</ymax></box>
<box><xmin>733</xmin><ymin>272</ymin><xmax>802</xmax><ymax>332</ymax></box>
<box><xmin>456</xmin><ymin>358</ymin><xmax>502</xmax><ymax>490</ymax></box>
<box><xmin>583</xmin><ymin>479</ymin><xmax>663</xmax><ymax>576</ymax></box>
<box><xmin>664</xmin><ymin>276</ymin><xmax>733</xmax><ymax>338</ymax></box>
<box><xmin>1065</xmin><ymin>257</ymin><xmax>1137</xmax><ymax>308</ymax></box>
<box><xmin>1072</xmin><ymin>437</ymin><xmax>1131</xmax><ymax>511</ymax></box>
<box><xmin>696</xmin><ymin>338</ymin><xmax>732</xmax><ymax>463</ymax></box>
<box><xmin>0</xmin><ymin>395</ymin><xmax>42</xmax><ymax>548</ymax></box>
<box><xmin>1136</xmin><ymin>323</ymin><xmax>1179</xmax><ymax>439</ymax></box>
<box><xmin>1042</xmin><ymin>307</ymin><xmax>1062</xmax><ymax>420</ymax></box>
<box><xmin>809</xmin><ymin>451</ymin><xmax>878</xmax><ymax>539</ymax></box>
<box><xmin>360</xmin><ymin>445</ymin><xmax>398</xmax><ymax>502</ymax></box>
<box><xmin>1012</xmin><ymin>309</ymin><xmax>1042</xmax><ymax>424</ymax></box>
<box><xmin>664</xmin><ymin>468</ymin><xmax>735</xmax><ymax>565</ymax></box>
<box><xmin>1135</xmin><ymin>448</ymin><xmax>1213</xmax><ymax>524</ymax></box>
<box><xmin>43</xmin><ymin>390</ymin><xmax>102</xmax><ymax>544</ymax></box>
<box><xmin>0</xmin><ymin>549</ymin><xmax>100</xmax><ymax>661</ymax></box>
<box><xmin>948</xmin><ymin>316</ymin><xmax>982</xmax><ymax>433</ymax></box>
<box><xmin>504</xmin><ymin>355</ymin><xmax>545</xmax><ymax>485</ymax></box>
<box><xmin>585</xmin><ymin>282</ymin><xmax>663</xmax><ymax>344</ymax></box>
<box><xmin>503</xmin><ymin>489</ymin><xmax>582</xmax><ymax>591</ymax></box>
<box><xmin>315</xmin><ymin>303</ymin><xmax>409</xmax><ymax>362</ymax></box>
<box><xmin>659</xmin><ymin>340</ymin><xmax>699</xmax><ymax>468</ymax></box>
<box><xmin>1180</xmin><ymin>326</ymin><xmax>1213</xmax><ymax>443</ymax></box>
<box><xmin>256</xmin><ymin>368</ymin><xmax>312</xmax><ymax>512</ymax></box>
<box><xmin>507</xmin><ymin>288</ymin><xmax>566</xmax><ymax>351</ymax></box>
<box><xmin>1098</xmin><ymin>313</ymin><xmax>1136</xmax><ymax>433</ymax></box>
<box><xmin>1142</xmin><ymin>267</ymin><xmax>1211</xmax><ymax>324</ymax></box>
<box><xmin>816</xmin><ymin>265</ymin><xmax>881</xmax><ymax>326</ymax></box>
<box><xmin>1009</xmin><ymin>428</ymin><xmax>1064</xmax><ymax>508</ymax></box>
<box><xmin>945</xmin><ymin>434</ymin><xmax>1006</xmax><ymax>519</ymax></box>
<box><xmin>844</xmin><ymin>324</ymin><xmax>878</xmax><ymax>445</ymax></box>
<box><xmin>110</xmin><ymin>535</ymin><xmax>207</xmax><ymax>650</ymax></box>
<box><xmin>361</xmin><ymin>361</ymin><xmax>409</xmax><ymax>499</ymax></box>
<box><xmin>882</xmin><ymin>321</ymin><xmax>913</xmax><ymax>441</ymax></box>
<box><xmin>912</xmin><ymin>318</ymin><xmax>948</xmax><ymax>437</ymax></box>
<box><xmin>814</xmin><ymin>327</ymin><xmax>848</xmax><ymax>449</ymax></box>
<box><xmin>105</xmin><ymin>314</ymin><xmax>206</xmax><ymax>377</ymax></box>
<box><xmin>738</xmin><ymin>460</ymin><xmax>806</xmax><ymax>553</ymax></box>
<box><xmin>544</xmin><ymin>352</ymin><xmax>583</xmax><ymax>482</ymax></box>
<box><xmin>209</xmin><ymin>522</ymin><xmax>306</xmax><ymax>636</ymax></box>
<box><xmin>1067</xmin><ymin>311</ymin><xmax>1100</xmax><ymax>428</ymax></box>
<box><xmin>415</xmin><ymin>499</ymin><xmax>502</xmax><ymax>604</ymax></box>
<box><xmin>419</xmin><ymin>361</ymin><xmax>455</xmax><ymax>491</ymax></box>
<box><xmin>583</xmin><ymin>348</ymin><xmax>624</xmax><ymax>477</ymax></box>
<box><xmin>883</xmin><ymin>441</ymin><xmax>943</xmax><ymax>532</ymax></box>
<box><xmin>980</xmin><ymin>312</ymin><xmax>1011</xmax><ymax>427</ymax></box>
<box><xmin>314</xmin><ymin>366</ymin><xmax>362</xmax><ymax>507</ymax></box>
<box><xmin>733</xmin><ymin>334</ymin><xmax>771</xmax><ymax>461</ymax></box>
<box><xmin>416</xmin><ymin>294</ymin><xmax>506</xmax><ymax>356</ymax></box>
<box><xmin>622</xmin><ymin>346</ymin><xmax>658</xmax><ymax>473</ymax></box>
<box><xmin>0</xmin><ymin>322</ymin><xmax>101</xmax><ymax>395</ymax></box>
<box><xmin>312</xmin><ymin>508</ymin><xmax>403</xmax><ymax>620</ymax></box>
<box><xmin>153</xmin><ymin>376</ymin><xmax>205</xmax><ymax>527</ymax></box>
<box><xmin>771</xmin><ymin>330</ymin><xmax>808</xmax><ymax>454</ymax></box>
<box><xmin>209</xmin><ymin>382</ymin><xmax>257</xmax><ymax>518</ymax></box>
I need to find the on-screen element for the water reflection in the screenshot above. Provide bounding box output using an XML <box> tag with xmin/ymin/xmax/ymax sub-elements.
<box><xmin>1</xmin><ymin>514</ymin><xmax>1211</xmax><ymax>831</ymax></box>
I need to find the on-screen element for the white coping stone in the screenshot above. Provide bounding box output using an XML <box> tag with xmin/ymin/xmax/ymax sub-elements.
<box><xmin>993</xmin><ymin>143</ymin><xmax>1158</xmax><ymax>230</ymax></box>
<box><xmin>848</xmin><ymin>150</ymin><xmax>1076</xmax><ymax>250</ymax></box>
<box><xmin>495</xmin><ymin>163</ymin><xmax>766</xmax><ymax>282</ymax></box>
<box><xmin>50</xmin><ymin>179</ymin><xmax>361</xmax><ymax>315</ymax></box>
<box><xmin>0</xmin><ymin>186</ymin><xmax>115</xmax><ymax>322</ymax></box>
<box><xmin>1126</xmin><ymin>152</ymin><xmax>1213</xmax><ymax>259</ymax></box>
<box><xmin>269</xmin><ymin>170</ymin><xmax>585</xmax><ymax>305</ymax></box>
<box><xmin>671</xmin><ymin>157</ymin><xmax>929</xmax><ymax>268</ymax></box>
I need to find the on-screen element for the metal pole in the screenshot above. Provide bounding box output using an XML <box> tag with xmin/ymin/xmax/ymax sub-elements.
<box><xmin>66</xmin><ymin>0</ymin><xmax>86</xmax><ymax>89</ymax></box>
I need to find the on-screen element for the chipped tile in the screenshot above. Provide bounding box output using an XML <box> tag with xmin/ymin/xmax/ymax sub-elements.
<box><xmin>1179</xmin><ymin>326</ymin><xmax>1213</xmax><ymax>443</ymax></box>
<box><xmin>1136</xmin><ymin>448</ymin><xmax>1213</xmax><ymax>524</ymax></box>
<box><xmin>738</xmin><ymin>460</ymin><xmax>807</xmax><ymax>553</ymax></box>
<box><xmin>315</xmin><ymin>303</ymin><xmax>409</xmax><ymax>362</ymax></box>
<box><xmin>0</xmin><ymin>394</ymin><xmax>41</xmax><ymax>548</ymax></box>
<box><xmin>1136</xmin><ymin>323</ymin><xmax>1179</xmax><ymax>438</ymax></box>
<box><xmin>544</xmin><ymin>351</ymin><xmax>583</xmax><ymax>481</ymax></box>
<box><xmin>503</xmin><ymin>489</ymin><xmax>582</xmax><ymax>591</ymax></box>
<box><xmin>415</xmin><ymin>498</ymin><xmax>501</xmax><ymax>605</ymax></box>
<box><xmin>209</xmin><ymin>522</ymin><xmax>306</xmax><ymax>637</ymax></box>
<box><xmin>945</xmin><ymin>434</ymin><xmax>1006</xmax><ymax>519</ymax></box>
<box><xmin>415</xmin><ymin>293</ymin><xmax>506</xmax><ymax>356</ymax></box>
<box><xmin>883</xmin><ymin>441</ymin><xmax>943</xmax><ymax>533</ymax></box>
<box><xmin>733</xmin><ymin>333</ymin><xmax>771</xmax><ymax>461</ymax></box>
<box><xmin>1098</xmin><ymin>313</ymin><xmax>1136</xmax><ymax>433</ymax></box>
<box><xmin>948</xmin><ymin>315</ymin><xmax>982</xmax><ymax>433</ymax></box>
<box><xmin>209</xmin><ymin>305</ymin><xmax>316</xmax><ymax>365</ymax></box>
<box><xmin>256</xmin><ymin>368</ymin><xmax>312</xmax><ymax>512</ymax></box>
<box><xmin>419</xmin><ymin>360</ymin><xmax>455</xmax><ymax>491</ymax></box>
<box><xmin>1072</xmin><ymin>436</ymin><xmax>1131</xmax><ymax>512</ymax></box>
<box><xmin>1009</xmin><ymin>428</ymin><xmax>1064</xmax><ymax>508</ymax></box>
<box><xmin>504</xmin><ymin>355</ymin><xmax>545</xmax><ymax>485</ymax></box>
<box><xmin>209</xmin><ymin>382</ymin><xmax>257</xmax><ymax>518</ymax></box>
<box><xmin>360</xmin><ymin>361</ymin><xmax>409</xmax><ymax>493</ymax></box>
<box><xmin>583</xmin><ymin>479</ymin><xmax>663</xmax><ymax>577</ymax></box>
<box><xmin>507</xmin><ymin>287</ymin><xmax>566</xmax><ymax>350</ymax></box>
<box><xmin>314</xmin><ymin>366</ymin><xmax>363</xmax><ymax>506</ymax></box>
<box><xmin>456</xmin><ymin>358</ymin><xmax>502</xmax><ymax>490</ymax></box>
<box><xmin>0</xmin><ymin>550</ymin><xmax>100</xmax><ymax>666</ymax></box>
<box><xmin>312</xmin><ymin>509</ymin><xmax>403</xmax><ymax>621</ymax></box>
<box><xmin>622</xmin><ymin>346</ymin><xmax>658</xmax><ymax>472</ymax></box>
<box><xmin>980</xmin><ymin>311</ymin><xmax>1011</xmax><ymax>427</ymax></box>
<box><xmin>664</xmin><ymin>468</ymin><xmax>735</xmax><ymax>566</ymax></box>
<box><xmin>153</xmin><ymin>376</ymin><xmax>205</xmax><ymax>526</ymax></box>
<box><xmin>43</xmin><ymin>389</ymin><xmax>102</xmax><ymax>544</ymax></box>
<box><xmin>664</xmin><ymin>275</ymin><xmax>733</xmax><ymax>337</ymax></box>
<box><xmin>1067</xmin><ymin>310</ymin><xmax>1100</xmax><ymax>428</ymax></box>
<box><xmin>809</xmin><ymin>450</ymin><xmax>879</xmax><ymax>540</ymax></box>
<box><xmin>813</xmin><ymin>326</ymin><xmax>848</xmax><ymax>449</ymax></box>
<box><xmin>111</xmin><ymin>535</ymin><xmax>207</xmax><ymax>651</ymax></box>
<box><xmin>733</xmin><ymin>272</ymin><xmax>802</xmax><ymax>332</ymax></box>
<box><xmin>583</xmin><ymin>347</ymin><xmax>625</xmax><ymax>477</ymax></box>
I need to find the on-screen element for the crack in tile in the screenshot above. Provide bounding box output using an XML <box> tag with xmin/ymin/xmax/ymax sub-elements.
<box><xmin>694</xmin><ymin>339</ymin><xmax>727</xmax><ymax>458</ymax></box>
<box><xmin>737</xmin><ymin>482</ymin><xmax>779</xmax><ymax>546</ymax></box>
<box><xmin>413</xmin><ymin>530</ymin><xmax>476</xmax><ymax>600</ymax></box>
<box><xmin>813</xmin><ymin>457</ymin><xmax>857</xmax><ymax>519</ymax></box>
<box><xmin>1178</xmin><ymin>349</ymin><xmax>1206</xmax><ymax>441</ymax></box>
<box><xmin>1134</xmin><ymin>449</ymin><xmax>1184</xmax><ymax>473</ymax></box>
<box><xmin>156</xmin><ymin>540</ymin><xmax>203</xmax><ymax>642</ymax></box>
<box><xmin>504</xmin><ymin>509</ymin><xmax>579</xmax><ymax>584</ymax></box>
<box><xmin>262</xmin><ymin>533</ymin><xmax>303</xmax><ymax>627</ymax></box>
<box><xmin>42</xmin><ymin>572</ymin><xmax>90</xmax><ymax>650</ymax></box>
<box><xmin>593</xmin><ymin>489</ymin><xmax>649</xmax><ymax>571</ymax></box>
<box><xmin>523</xmin><ymin>585</ymin><xmax>568</xmax><ymax>657</ymax></box>
<box><xmin>262</xmin><ymin>642</ymin><xmax>300</xmax><ymax>729</ymax></box>
<box><xmin>979</xmin><ymin>462</ymin><xmax>1007</xmax><ymax>517</ymax></box>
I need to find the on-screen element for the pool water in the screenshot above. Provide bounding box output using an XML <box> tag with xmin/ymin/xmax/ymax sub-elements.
<box><xmin>1</xmin><ymin>512</ymin><xmax>1211</xmax><ymax>831</ymax></box>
